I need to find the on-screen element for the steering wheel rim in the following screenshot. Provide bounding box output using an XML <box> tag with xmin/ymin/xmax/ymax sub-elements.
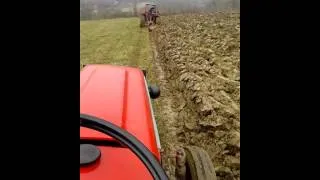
<box><xmin>80</xmin><ymin>114</ymin><xmax>168</xmax><ymax>180</ymax></box>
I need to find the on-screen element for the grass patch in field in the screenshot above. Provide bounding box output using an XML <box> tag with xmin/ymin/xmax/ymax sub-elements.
<box><xmin>80</xmin><ymin>18</ymin><xmax>152</xmax><ymax>69</ymax></box>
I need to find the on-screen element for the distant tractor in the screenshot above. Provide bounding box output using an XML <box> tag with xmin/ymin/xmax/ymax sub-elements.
<box><xmin>138</xmin><ymin>3</ymin><xmax>160</xmax><ymax>31</ymax></box>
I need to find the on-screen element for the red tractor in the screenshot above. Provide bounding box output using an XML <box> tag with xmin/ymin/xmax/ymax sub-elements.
<box><xmin>80</xmin><ymin>64</ymin><xmax>217</xmax><ymax>180</ymax></box>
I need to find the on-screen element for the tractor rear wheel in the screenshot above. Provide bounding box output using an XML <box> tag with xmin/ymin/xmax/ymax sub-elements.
<box><xmin>140</xmin><ymin>15</ymin><xmax>145</xmax><ymax>28</ymax></box>
<box><xmin>184</xmin><ymin>146</ymin><xmax>217</xmax><ymax>180</ymax></box>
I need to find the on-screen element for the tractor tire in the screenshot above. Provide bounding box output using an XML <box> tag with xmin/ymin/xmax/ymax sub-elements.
<box><xmin>184</xmin><ymin>146</ymin><xmax>217</xmax><ymax>180</ymax></box>
<box><xmin>140</xmin><ymin>15</ymin><xmax>145</xmax><ymax>28</ymax></box>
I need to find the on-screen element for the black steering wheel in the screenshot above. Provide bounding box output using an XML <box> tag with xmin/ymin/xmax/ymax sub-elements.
<box><xmin>80</xmin><ymin>114</ymin><xmax>169</xmax><ymax>180</ymax></box>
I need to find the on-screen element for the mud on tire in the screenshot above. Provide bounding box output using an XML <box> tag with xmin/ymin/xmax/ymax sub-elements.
<box><xmin>184</xmin><ymin>146</ymin><xmax>217</xmax><ymax>180</ymax></box>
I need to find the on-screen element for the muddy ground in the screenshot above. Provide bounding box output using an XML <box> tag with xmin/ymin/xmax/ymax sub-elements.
<box><xmin>150</xmin><ymin>12</ymin><xmax>240</xmax><ymax>180</ymax></box>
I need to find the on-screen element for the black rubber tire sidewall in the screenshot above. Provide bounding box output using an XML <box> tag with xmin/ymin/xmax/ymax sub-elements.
<box><xmin>184</xmin><ymin>146</ymin><xmax>217</xmax><ymax>180</ymax></box>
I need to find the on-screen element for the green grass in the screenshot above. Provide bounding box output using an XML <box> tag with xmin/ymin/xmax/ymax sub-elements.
<box><xmin>80</xmin><ymin>18</ymin><xmax>152</xmax><ymax>70</ymax></box>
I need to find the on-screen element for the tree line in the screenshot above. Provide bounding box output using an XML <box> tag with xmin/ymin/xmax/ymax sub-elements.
<box><xmin>80</xmin><ymin>0</ymin><xmax>240</xmax><ymax>20</ymax></box>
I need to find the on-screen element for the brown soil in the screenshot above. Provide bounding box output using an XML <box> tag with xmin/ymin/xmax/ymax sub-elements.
<box><xmin>150</xmin><ymin>12</ymin><xmax>240</xmax><ymax>180</ymax></box>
